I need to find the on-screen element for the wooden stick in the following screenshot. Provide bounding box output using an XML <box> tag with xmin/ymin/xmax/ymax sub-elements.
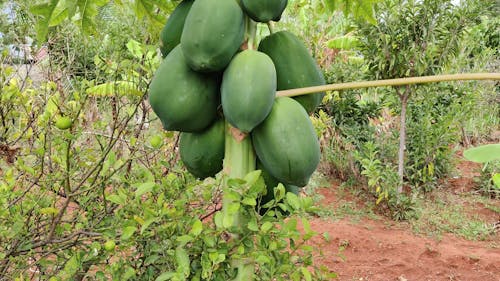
<box><xmin>276</xmin><ymin>73</ymin><xmax>500</xmax><ymax>97</ymax></box>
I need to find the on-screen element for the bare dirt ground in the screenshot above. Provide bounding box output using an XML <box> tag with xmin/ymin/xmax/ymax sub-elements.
<box><xmin>308</xmin><ymin>158</ymin><xmax>500</xmax><ymax>281</ymax></box>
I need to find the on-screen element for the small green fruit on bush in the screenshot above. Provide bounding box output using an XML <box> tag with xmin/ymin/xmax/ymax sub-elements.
<box><xmin>149</xmin><ymin>135</ymin><xmax>163</xmax><ymax>149</ymax></box>
<box><xmin>54</xmin><ymin>116</ymin><xmax>72</xmax><ymax>130</ymax></box>
<box><xmin>103</xmin><ymin>240</ymin><xmax>116</xmax><ymax>252</ymax></box>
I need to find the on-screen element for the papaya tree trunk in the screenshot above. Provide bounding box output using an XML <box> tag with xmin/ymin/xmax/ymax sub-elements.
<box><xmin>223</xmin><ymin>122</ymin><xmax>256</xmax><ymax>281</ymax></box>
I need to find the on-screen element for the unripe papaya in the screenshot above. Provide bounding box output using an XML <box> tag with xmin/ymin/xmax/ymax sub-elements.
<box><xmin>258</xmin><ymin>31</ymin><xmax>325</xmax><ymax>114</ymax></box>
<box><xmin>180</xmin><ymin>119</ymin><xmax>225</xmax><ymax>179</ymax></box>
<box><xmin>159</xmin><ymin>0</ymin><xmax>194</xmax><ymax>58</ymax></box>
<box><xmin>252</xmin><ymin>97</ymin><xmax>320</xmax><ymax>187</ymax></box>
<box><xmin>148</xmin><ymin>46</ymin><xmax>219</xmax><ymax>132</ymax></box>
<box><xmin>181</xmin><ymin>0</ymin><xmax>245</xmax><ymax>72</ymax></box>
<box><xmin>257</xmin><ymin>161</ymin><xmax>299</xmax><ymax>205</ymax></box>
<box><xmin>241</xmin><ymin>0</ymin><xmax>288</xmax><ymax>22</ymax></box>
<box><xmin>221</xmin><ymin>50</ymin><xmax>276</xmax><ymax>133</ymax></box>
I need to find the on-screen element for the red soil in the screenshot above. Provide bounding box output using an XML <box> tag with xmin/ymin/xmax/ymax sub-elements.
<box><xmin>308</xmin><ymin>158</ymin><xmax>499</xmax><ymax>280</ymax></box>
<box><xmin>309</xmin><ymin>215</ymin><xmax>499</xmax><ymax>281</ymax></box>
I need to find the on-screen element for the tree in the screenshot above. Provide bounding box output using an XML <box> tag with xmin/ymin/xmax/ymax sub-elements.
<box><xmin>357</xmin><ymin>0</ymin><xmax>490</xmax><ymax>192</ymax></box>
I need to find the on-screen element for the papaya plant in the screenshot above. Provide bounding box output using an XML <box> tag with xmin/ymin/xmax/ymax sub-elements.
<box><xmin>148</xmin><ymin>0</ymin><xmax>326</xmax><ymax>280</ymax></box>
<box><xmin>463</xmin><ymin>144</ymin><xmax>500</xmax><ymax>196</ymax></box>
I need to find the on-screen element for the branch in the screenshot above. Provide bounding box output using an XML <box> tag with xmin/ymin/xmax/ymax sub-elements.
<box><xmin>276</xmin><ymin>73</ymin><xmax>500</xmax><ymax>97</ymax></box>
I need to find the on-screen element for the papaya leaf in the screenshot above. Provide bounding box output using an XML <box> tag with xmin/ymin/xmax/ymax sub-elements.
<box><xmin>30</xmin><ymin>0</ymin><xmax>59</xmax><ymax>42</ymax></box>
<box><xmin>492</xmin><ymin>173</ymin><xmax>500</xmax><ymax>189</ymax></box>
<box><xmin>76</xmin><ymin>0</ymin><xmax>109</xmax><ymax>34</ymax></box>
<box><xmin>326</xmin><ymin>35</ymin><xmax>360</xmax><ymax>50</ymax></box>
<box><xmin>463</xmin><ymin>144</ymin><xmax>500</xmax><ymax>163</ymax></box>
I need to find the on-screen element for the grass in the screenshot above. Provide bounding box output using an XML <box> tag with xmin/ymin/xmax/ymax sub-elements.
<box><xmin>306</xmin><ymin>172</ymin><xmax>379</xmax><ymax>222</ymax></box>
<box><xmin>409</xmin><ymin>191</ymin><xmax>498</xmax><ymax>241</ymax></box>
<box><xmin>312</xmin><ymin>169</ymin><xmax>498</xmax><ymax>241</ymax></box>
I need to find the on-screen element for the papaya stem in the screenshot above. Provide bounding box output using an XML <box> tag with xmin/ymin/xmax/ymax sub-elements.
<box><xmin>245</xmin><ymin>17</ymin><xmax>257</xmax><ymax>51</ymax></box>
<box><xmin>267</xmin><ymin>22</ymin><xmax>276</xmax><ymax>34</ymax></box>
<box><xmin>276</xmin><ymin>73</ymin><xmax>500</xmax><ymax>97</ymax></box>
<box><xmin>222</xmin><ymin>121</ymin><xmax>256</xmax><ymax>281</ymax></box>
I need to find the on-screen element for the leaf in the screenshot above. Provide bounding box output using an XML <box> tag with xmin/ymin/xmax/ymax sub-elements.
<box><xmin>241</xmin><ymin>197</ymin><xmax>257</xmax><ymax>206</ymax></box>
<box><xmin>274</xmin><ymin>183</ymin><xmax>285</xmax><ymax>201</ymax></box>
<box><xmin>30</xmin><ymin>0</ymin><xmax>59</xmax><ymax>43</ymax></box>
<box><xmin>60</xmin><ymin>254</ymin><xmax>80</xmax><ymax>278</ymax></box>
<box><xmin>189</xmin><ymin>219</ymin><xmax>203</xmax><ymax>236</ymax></box>
<box><xmin>286</xmin><ymin>192</ymin><xmax>301</xmax><ymax>210</ymax></box>
<box><xmin>49</xmin><ymin>0</ymin><xmax>70</xmax><ymax>26</ymax></box>
<box><xmin>76</xmin><ymin>0</ymin><xmax>108</xmax><ymax>34</ymax></box>
<box><xmin>107</xmin><ymin>194</ymin><xmax>125</xmax><ymax>205</ymax></box>
<box><xmin>135</xmin><ymin>182</ymin><xmax>156</xmax><ymax>198</ymax></box>
<box><xmin>175</xmin><ymin>246</ymin><xmax>190</xmax><ymax>278</ymax></box>
<box><xmin>39</xmin><ymin>207</ymin><xmax>59</xmax><ymax>215</ymax></box>
<box><xmin>326</xmin><ymin>35</ymin><xmax>360</xmax><ymax>50</ymax></box>
<box><xmin>126</xmin><ymin>39</ymin><xmax>144</xmax><ymax>59</ymax></box>
<box><xmin>261</xmin><ymin>221</ymin><xmax>273</xmax><ymax>233</ymax></box>
<box><xmin>155</xmin><ymin>272</ymin><xmax>175</xmax><ymax>281</ymax></box>
<box><xmin>247</xmin><ymin>217</ymin><xmax>259</xmax><ymax>231</ymax></box>
<box><xmin>122</xmin><ymin>266</ymin><xmax>136</xmax><ymax>280</ymax></box>
<box><xmin>301</xmin><ymin>267</ymin><xmax>312</xmax><ymax>281</ymax></box>
<box><xmin>121</xmin><ymin>226</ymin><xmax>136</xmax><ymax>241</ymax></box>
<box><xmin>176</xmin><ymin>235</ymin><xmax>193</xmax><ymax>246</ymax></box>
<box><xmin>463</xmin><ymin>144</ymin><xmax>500</xmax><ymax>163</ymax></box>
<box><xmin>244</xmin><ymin>170</ymin><xmax>261</xmax><ymax>186</ymax></box>
<box><xmin>86</xmin><ymin>81</ymin><xmax>142</xmax><ymax>97</ymax></box>
<box><xmin>492</xmin><ymin>173</ymin><xmax>500</xmax><ymax>189</ymax></box>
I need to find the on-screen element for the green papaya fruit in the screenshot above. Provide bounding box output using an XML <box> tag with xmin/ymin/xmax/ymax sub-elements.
<box><xmin>148</xmin><ymin>46</ymin><xmax>219</xmax><ymax>132</ymax></box>
<box><xmin>221</xmin><ymin>50</ymin><xmax>276</xmax><ymax>133</ymax></box>
<box><xmin>179</xmin><ymin>119</ymin><xmax>225</xmax><ymax>179</ymax></box>
<box><xmin>180</xmin><ymin>0</ymin><xmax>245</xmax><ymax>72</ymax></box>
<box><xmin>252</xmin><ymin>97</ymin><xmax>320</xmax><ymax>187</ymax></box>
<box><xmin>159</xmin><ymin>0</ymin><xmax>194</xmax><ymax>58</ymax></box>
<box><xmin>241</xmin><ymin>0</ymin><xmax>288</xmax><ymax>22</ymax></box>
<box><xmin>258</xmin><ymin>31</ymin><xmax>325</xmax><ymax>113</ymax></box>
<box><xmin>257</xmin><ymin>161</ymin><xmax>299</xmax><ymax>204</ymax></box>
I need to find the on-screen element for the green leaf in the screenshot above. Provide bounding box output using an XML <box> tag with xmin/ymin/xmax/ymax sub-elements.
<box><xmin>326</xmin><ymin>35</ymin><xmax>360</xmax><ymax>50</ymax></box>
<box><xmin>214</xmin><ymin>212</ymin><xmax>224</xmax><ymax>229</ymax></box>
<box><xmin>76</xmin><ymin>0</ymin><xmax>108</xmax><ymax>34</ymax></box>
<box><xmin>122</xmin><ymin>266</ymin><xmax>136</xmax><ymax>280</ymax></box>
<box><xmin>286</xmin><ymin>192</ymin><xmax>301</xmax><ymax>210</ymax></box>
<box><xmin>49</xmin><ymin>0</ymin><xmax>70</xmax><ymax>27</ymax></box>
<box><xmin>60</xmin><ymin>254</ymin><xmax>80</xmax><ymax>278</ymax></box>
<box><xmin>189</xmin><ymin>219</ymin><xmax>203</xmax><ymax>236</ymax></box>
<box><xmin>126</xmin><ymin>39</ymin><xmax>144</xmax><ymax>59</ymax></box>
<box><xmin>261</xmin><ymin>221</ymin><xmax>273</xmax><ymax>233</ymax></box>
<box><xmin>463</xmin><ymin>144</ymin><xmax>500</xmax><ymax>163</ymax></box>
<box><xmin>121</xmin><ymin>226</ymin><xmax>136</xmax><ymax>241</ymax></box>
<box><xmin>274</xmin><ymin>183</ymin><xmax>285</xmax><ymax>201</ymax></box>
<box><xmin>244</xmin><ymin>170</ymin><xmax>261</xmax><ymax>186</ymax></box>
<box><xmin>176</xmin><ymin>235</ymin><xmax>193</xmax><ymax>246</ymax></box>
<box><xmin>241</xmin><ymin>197</ymin><xmax>257</xmax><ymax>206</ymax></box>
<box><xmin>175</xmin><ymin>246</ymin><xmax>190</xmax><ymax>278</ymax></box>
<box><xmin>247</xmin><ymin>217</ymin><xmax>259</xmax><ymax>231</ymax></box>
<box><xmin>300</xmin><ymin>267</ymin><xmax>312</xmax><ymax>281</ymax></box>
<box><xmin>30</xmin><ymin>0</ymin><xmax>59</xmax><ymax>42</ymax></box>
<box><xmin>39</xmin><ymin>207</ymin><xmax>59</xmax><ymax>215</ymax></box>
<box><xmin>155</xmin><ymin>272</ymin><xmax>175</xmax><ymax>281</ymax></box>
<box><xmin>86</xmin><ymin>81</ymin><xmax>142</xmax><ymax>97</ymax></box>
<box><xmin>135</xmin><ymin>182</ymin><xmax>156</xmax><ymax>198</ymax></box>
<box><xmin>492</xmin><ymin>173</ymin><xmax>500</xmax><ymax>189</ymax></box>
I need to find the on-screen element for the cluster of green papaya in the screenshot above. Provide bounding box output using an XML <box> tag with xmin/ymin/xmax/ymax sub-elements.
<box><xmin>149</xmin><ymin>0</ymin><xmax>325</xmax><ymax>197</ymax></box>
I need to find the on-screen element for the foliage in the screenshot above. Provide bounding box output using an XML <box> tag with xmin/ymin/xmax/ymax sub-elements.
<box><xmin>464</xmin><ymin>144</ymin><xmax>500</xmax><ymax>197</ymax></box>
<box><xmin>29</xmin><ymin>0</ymin><xmax>175</xmax><ymax>43</ymax></box>
<box><xmin>0</xmin><ymin>7</ymin><xmax>331</xmax><ymax>279</ymax></box>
